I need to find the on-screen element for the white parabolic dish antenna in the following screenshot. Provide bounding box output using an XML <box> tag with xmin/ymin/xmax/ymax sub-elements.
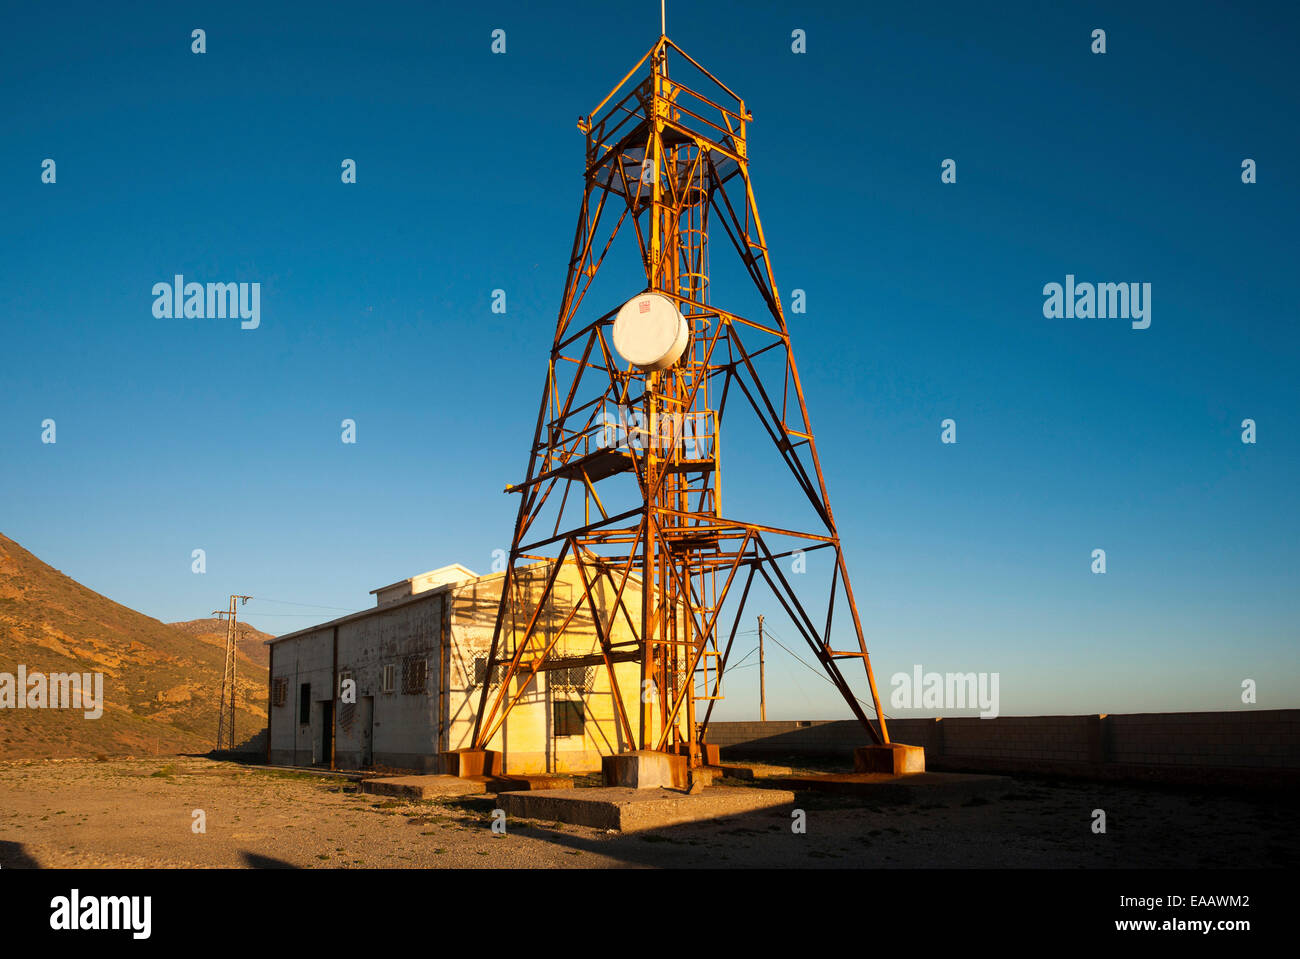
<box><xmin>612</xmin><ymin>292</ymin><xmax>689</xmax><ymax>370</ymax></box>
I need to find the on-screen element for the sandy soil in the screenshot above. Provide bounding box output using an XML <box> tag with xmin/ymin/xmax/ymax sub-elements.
<box><xmin>0</xmin><ymin>757</ymin><xmax>1293</xmax><ymax>869</ymax></box>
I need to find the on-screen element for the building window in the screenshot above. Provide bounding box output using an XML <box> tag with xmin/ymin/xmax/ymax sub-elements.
<box><xmin>551</xmin><ymin>664</ymin><xmax>593</xmax><ymax>693</ymax></box>
<box><xmin>402</xmin><ymin>655</ymin><xmax>427</xmax><ymax>694</ymax></box>
<box><xmin>299</xmin><ymin>683</ymin><xmax>311</xmax><ymax>725</ymax></box>
<box><xmin>381</xmin><ymin>664</ymin><xmax>395</xmax><ymax>693</ymax></box>
<box><xmin>271</xmin><ymin>677</ymin><xmax>287</xmax><ymax>707</ymax></box>
<box><xmin>553</xmin><ymin>700</ymin><xmax>584</xmax><ymax>738</ymax></box>
<box><xmin>473</xmin><ymin>655</ymin><xmax>506</xmax><ymax>686</ymax></box>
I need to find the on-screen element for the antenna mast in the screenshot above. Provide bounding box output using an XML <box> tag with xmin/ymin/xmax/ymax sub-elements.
<box><xmin>465</xmin><ymin>31</ymin><xmax>902</xmax><ymax>776</ymax></box>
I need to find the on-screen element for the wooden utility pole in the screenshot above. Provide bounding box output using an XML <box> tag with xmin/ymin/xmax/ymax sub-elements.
<box><xmin>216</xmin><ymin>595</ymin><xmax>252</xmax><ymax>750</ymax></box>
<box><xmin>757</xmin><ymin>614</ymin><xmax>766</xmax><ymax>722</ymax></box>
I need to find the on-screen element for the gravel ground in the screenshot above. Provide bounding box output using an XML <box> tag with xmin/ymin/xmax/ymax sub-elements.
<box><xmin>0</xmin><ymin>756</ymin><xmax>1293</xmax><ymax>868</ymax></box>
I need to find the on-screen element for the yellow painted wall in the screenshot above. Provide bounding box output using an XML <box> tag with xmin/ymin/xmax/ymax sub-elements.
<box><xmin>445</xmin><ymin>559</ymin><xmax>689</xmax><ymax>774</ymax></box>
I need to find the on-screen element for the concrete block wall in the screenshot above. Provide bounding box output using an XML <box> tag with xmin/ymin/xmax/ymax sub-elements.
<box><xmin>707</xmin><ymin>709</ymin><xmax>1300</xmax><ymax>782</ymax></box>
<box><xmin>705</xmin><ymin>720</ymin><xmax>863</xmax><ymax>756</ymax></box>
<box><xmin>938</xmin><ymin>715</ymin><xmax>1098</xmax><ymax>765</ymax></box>
<box><xmin>705</xmin><ymin>718</ymin><xmax>954</xmax><ymax>757</ymax></box>
<box><xmin>1105</xmin><ymin>710</ymin><xmax>1299</xmax><ymax>769</ymax></box>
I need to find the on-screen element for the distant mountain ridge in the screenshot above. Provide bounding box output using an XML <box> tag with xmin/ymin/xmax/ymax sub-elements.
<box><xmin>0</xmin><ymin>533</ymin><xmax>267</xmax><ymax>759</ymax></box>
<box><xmin>169</xmin><ymin>618</ymin><xmax>273</xmax><ymax>669</ymax></box>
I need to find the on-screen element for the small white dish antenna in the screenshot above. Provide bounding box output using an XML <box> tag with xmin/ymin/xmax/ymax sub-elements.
<box><xmin>612</xmin><ymin>291</ymin><xmax>689</xmax><ymax>370</ymax></box>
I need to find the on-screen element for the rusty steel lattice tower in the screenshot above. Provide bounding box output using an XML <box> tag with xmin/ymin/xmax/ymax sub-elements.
<box><xmin>215</xmin><ymin>594</ymin><xmax>251</xmax><ymax>750</ymax></box>
<box><xmin>471</xmin><ymin>34</ymin><xmax>891</xmax><ymax>768</ymax></box>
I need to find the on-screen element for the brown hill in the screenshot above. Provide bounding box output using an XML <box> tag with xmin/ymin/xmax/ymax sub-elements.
<box><xmin>0</xmin><ymin>533</ymin><xmax>267</xmax><ymax>759</ymax></box>
<box><xmin>169</xmin><ymin>618</ymin><xmax>273</xmax><ymax>669</ymax></box>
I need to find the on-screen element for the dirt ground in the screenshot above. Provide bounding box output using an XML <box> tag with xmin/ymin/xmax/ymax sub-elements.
<box><xmin>0</xmin><ymin>756</ymin><xmax>1293</xmax><ymax>869</ymax></box>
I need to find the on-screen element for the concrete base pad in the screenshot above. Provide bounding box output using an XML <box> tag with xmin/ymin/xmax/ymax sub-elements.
<box><xmin>855</xmin><ymin>743</ymin><xmax>926</xmax><ymax>775</ymax></box>
<box><xmin>498</xmin><ymin>785</ymin><xmax>796</xmax><ymax>832</ymax></box>
<box><xmin>479</xmin><ymin>774</ymin><xmax>574</xmax><ymax>792</ymax></box>
<box><xmin>763</xmin><ymin>770</ymin><xmax>1011</xmax><ymax>804</ymax></box>
<box><xmin>688</xmin><ymin>766</ymin><xmax>730</xmax><ymax>786</ymax></box>
<box><xmin>714</xmin><ymin>762</ymin><xmax>795</xmax><ymax>781</ymax></box>
<box><xmin>361</xmin><ymin>772</ymin><xmax>573</xmax><ymax>800</ymax></box>
<box><xmin>361</xmin><ymin>775</ymin><xmax>488</xmax><ymax>799</ymax></box>
<box><xmin>714</xmin><ymin>762</ymin><xmax>797</xmax><ymax>781</ymax></box>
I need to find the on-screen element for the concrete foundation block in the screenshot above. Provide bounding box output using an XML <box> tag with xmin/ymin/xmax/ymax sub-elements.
<box><xmin>441</xmin><ymin>748</ymin><xmax>501</xmax><ymax>778</ymax></box>
<box><xmin>854</xmin><ymin>743</ymin><xmax>926</xmax><ymax>776</ymax></box>
<box><xmin>602</xmin><ymin>750</ymin><xmax>688</xmax><ymax>789</ymax></box>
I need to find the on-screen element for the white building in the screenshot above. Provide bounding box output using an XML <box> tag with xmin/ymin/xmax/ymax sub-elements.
<box><xmin>266</xmin><ymin>560</ymin><xmax>657</xmax><ymax>774</ymax></box>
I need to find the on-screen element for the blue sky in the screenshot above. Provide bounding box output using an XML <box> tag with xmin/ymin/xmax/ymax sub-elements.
<box><xmin>2</xmin><ymin>1</ymin><xmax>1296</xmax><ymax>720</ymax></box>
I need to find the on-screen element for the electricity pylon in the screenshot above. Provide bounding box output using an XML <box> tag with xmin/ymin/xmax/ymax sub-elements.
<box><xmin>215</xmin><ymin>595</ymin><xmax>252</xmax><ymax>751</ymax></box>
<box><xmin>471</xmin><ymin>33</ymin><xmax>892</xmax><ymax>768</ymax></box>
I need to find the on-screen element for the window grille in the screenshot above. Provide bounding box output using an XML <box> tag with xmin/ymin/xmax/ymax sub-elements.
<box><xmin>473</xmin><ymin>655</ymin><xmax>507</xmax><ymax>686</ymax></box>
<box><xmin>550</xmin><ymin>664</ymin><xmax>593</xmax><ymax>693</ymax></box>
<box><xmin>402</xmin><ymin>655</ymin><xmax>427</xmax><ymax>694</ymax></box>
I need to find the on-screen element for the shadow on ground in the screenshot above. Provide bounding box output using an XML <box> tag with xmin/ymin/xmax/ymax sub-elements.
<box><xmin>0</xmin><ymin>840</ymin><xmax>43</xmax><ymax>868</ymax></box>
<box><xmin>240</xmin><ymin>851</ymin><xmax>299</xmax><ymax>869</ymax></box>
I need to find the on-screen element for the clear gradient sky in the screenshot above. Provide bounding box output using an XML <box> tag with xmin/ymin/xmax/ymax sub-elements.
<box><xmin>2</xmin><ymin>1</ymin><xmax>1297</xmax><ymax>721</ymax></box>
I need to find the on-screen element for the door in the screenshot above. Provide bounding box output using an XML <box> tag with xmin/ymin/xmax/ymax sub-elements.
<box><xmin>359</xmin><ymin>696</ymin><xmax>374</xmax><ymax>767</ymax></box>
<box><xmin>319</xmin><ymin>700</ymin><xmax>333</xmax><ymax>767</ymax></box>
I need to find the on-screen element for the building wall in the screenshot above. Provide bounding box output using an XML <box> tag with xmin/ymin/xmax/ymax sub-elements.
<box><xmin>267</xmin><ymin>626</ymin><xmax>334</xmax><ymax>767</ymax></box>
<box><xmin>269</xmin><ymin>597</ymin><xmax>444</xmax><ymax>771</ymax></box>
<box><xmin>332</xmin><ymin>597</ymin><xmax>443</xmax><ymax>771</ymax></box>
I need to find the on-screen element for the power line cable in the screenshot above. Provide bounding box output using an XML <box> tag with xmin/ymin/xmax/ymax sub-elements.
<box><xmin>250</xmin><ymin>597</ymin><xmax>355</xmax><ymax>612</ymax></box>
<box><xmin>763</xmin><ymin>625</ymin><xmax>895</xmax><ymax>721</ymax></box>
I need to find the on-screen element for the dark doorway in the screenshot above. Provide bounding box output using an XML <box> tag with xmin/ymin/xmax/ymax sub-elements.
<box><xmin>359</xmin><ymin>696</ymin><xmax>374</xmax><ymax>767</ymax></box>
<box><xmin>319</xmin><ymin>700</ymin><xmax>333</xmax><ymax>767</ymax></box>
